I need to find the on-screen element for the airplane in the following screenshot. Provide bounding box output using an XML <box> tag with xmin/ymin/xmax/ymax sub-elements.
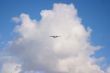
<box><xmin>50</xmin><ymin>36</ymin><xmax>60</xmax><ymax>38</ymax></box>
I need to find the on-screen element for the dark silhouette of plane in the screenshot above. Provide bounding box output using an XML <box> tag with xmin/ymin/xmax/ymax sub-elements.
<box><xmin>50</xmin><ymin>36</ymin><xmax>60</xmax><ymax>38</ymax></box>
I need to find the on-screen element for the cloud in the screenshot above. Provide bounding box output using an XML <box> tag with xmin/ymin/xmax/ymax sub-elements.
<box><xmin>1</xmin><ymin>61</ymin><xmax>21</xmax><ymax>73</ymax></box>
<box><xmin>107</xmin><ymin>67</ymin><xmax>110</xmax><ymax>73</ymax></box>
<box><xmin>0</xmin><ymin>3</ymin><xmax>109</xmax><ymax>73</ymax></box>
<box><xmin>12</xmin><ymin>16</ymin><xmax>21</xmax><ymax>24</ymax></box>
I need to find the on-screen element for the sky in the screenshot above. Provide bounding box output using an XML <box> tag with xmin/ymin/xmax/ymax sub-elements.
<box><xmin>0</xmin><ymin>0</ymin><xmax>110</xmax><ymax>73</ymax></box>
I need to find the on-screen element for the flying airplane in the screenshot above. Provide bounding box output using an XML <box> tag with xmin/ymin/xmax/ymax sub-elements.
<box><xmin>50</xmin><ymin>36</ymin><xmax>60</xmax><ymax>38</ymax></box>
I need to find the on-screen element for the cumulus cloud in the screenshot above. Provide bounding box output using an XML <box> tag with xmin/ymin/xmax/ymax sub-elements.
<box><xmin>0</xmin><ymin>3</ymin><xmax>109</xmax><ymax>73</ymax></box>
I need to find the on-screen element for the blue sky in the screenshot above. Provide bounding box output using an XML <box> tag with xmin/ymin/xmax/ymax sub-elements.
<box><xmin>0</xmin><ymin>0</ymin><xmax>110</xmax><ymax>70</ymax></box>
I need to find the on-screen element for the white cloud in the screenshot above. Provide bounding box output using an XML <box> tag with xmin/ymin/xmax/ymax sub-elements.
<box><xmin>0</xmin><ymin>3</ymin><xmax>109</xmax><ymax>73</ymax></box>
<box><xmin>1</xmin><ymin>62</ymin><xmax>21</xmax><ymax>73</ymax></box>
<box><xmin>106</xmin><ymin>66</ymin><xmax>110</xmax><ymax>73</ymax></box>
<box><xmin>12</xmin><ymin>16</ymin><xmax>21</xmax><ymax>23</ymax></box>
